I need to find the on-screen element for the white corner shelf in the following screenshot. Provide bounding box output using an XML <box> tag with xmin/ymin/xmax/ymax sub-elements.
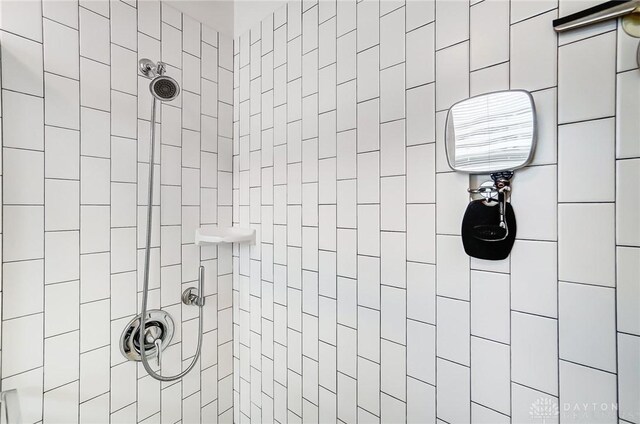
<box><xmin>195</xmin><ymin>226</ymin><xmax>256</xmax><ymax>246</ymax></box>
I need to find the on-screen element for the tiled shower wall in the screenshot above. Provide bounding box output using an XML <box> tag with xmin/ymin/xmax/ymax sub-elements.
<box><xmin>232</xmin><ymin>0</ymin><xmax>640</xmax><ymax>423</ymax></box>
<box><xmin>0</xmin><ymin>0</ymin><xmax>234</xmax><ymax>422</ymax></box>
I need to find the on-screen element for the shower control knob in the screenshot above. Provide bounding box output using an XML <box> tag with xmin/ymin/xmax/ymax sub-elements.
<box><xmin>182</xmin><ymin>287</ymin><xmax>205</xmax><ymax>307</ymax></box>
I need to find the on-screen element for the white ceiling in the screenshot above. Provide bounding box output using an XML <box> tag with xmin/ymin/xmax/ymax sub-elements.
<box><xmin>165</xmin><ymin>0</ymin><xmax>286</xmax><ymax>39</ymax></box>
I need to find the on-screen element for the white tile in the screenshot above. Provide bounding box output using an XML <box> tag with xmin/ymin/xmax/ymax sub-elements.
<box><xmin>3</xmin><ymin>206</ymin><xmax>44</xmax><ymax>261</ymax></box>
<box><xmin>1</xmin><ymin>313</ymin><xmax>43</xmax><ymax>376</ymax></box>
<box><xmin>43</xmin><ymin>0</ymin><xmax>78</xmax><ymax>28</ymax></box>
<box><xmin>435</xmin><ymin>0</ymin><xmax>468</xmax><ymax>49</ymax></box>
<box><xmin>530</xmin><ymin>88</ymin><xmax>558</xmax><ymax>166</ymax></box>
<box><xmin>380</xmin><ymin>63</ymin><xmax>405</xmax><ymax>122</ymax></box>
<box><xmin>45</xmin><ymin>126</ymin><xmax>80</xmax><ymax>179</ymax></box>
<box><xmin>470</xmin><ymin>271</ymin><xmax>510</xmax><ymax>344</ymax></box>
<box><xmin>80</xmin><ymin>0</ymin><xmax>109</xmax><ymax>18</ymax></box>
<box><xmin>470</xmin><ymin>0</ymin><xmax>509</xmax><ymax>70</ymax></box>
<box><xmin>81</xmin><ymin>156</ymin><xmax>110</xmax><ymax>204</ymax></box>
<box><xmin>381</xmin><ymin>339</ymin><xmax>406</xmax><ymax>401</ymax></box>
<box><xmin>357</xmin><ymin>357</ymin><xmax>380</xmax><ymax>415</ymax></box>
<box><xmin>437</xmin><ymin>296</ymin><xmax>470</xmax><ymax>365</ymax></box>
<box><xmin>45</xmin><ymin>73</ymin><xmax>80</xmax><ymax>129</ymax></box>
<box><xmin>3</xmin><ymin>259</ymin><xmax>44</xmax><ymax>319</ymax></box>
<box><xmin>81</xmin><ymin>206</ymin><xmax>110</xmax><ymax>253</ymax></box>
<box><xmin>337</xmin><ymin>276</ymin><xmax>357</xmax><ymax>328</ymax></box>
<box><xmin>617</xmin><ymin>159</ymin><xmax>640</xmax><ymax>247</ymax></box>
<box><xmin>80</xmin><ymin>393</ymin><xmax>109</xmax><ymax>422</ymax></box>
<box><xmin>559</xmin><ymin>282</ymin><xmax>616</xmax><ymax>372</ymax></box>
<box><xmin>407</xmin><ymin>262</ymin><xmax>436</xmax><ymax>324</ymax></box>
<box><xmin>559</xmin><ymin>361</ymin><xmax>617</xmax><ymax>424</ymax></box>
<box><xmin>407</xmin><ymin>84</ymin><xmax>435</xmax><ymax>146</ymax></box>
<box><xmin>44</xmin><ymin>381</ymin><xmax>79</xmax><ymax>424</ymax></box>
<box><xmin>511</xmin><ymin>240</ymin><xmax>557</xmax><ymax>318</ymax></box>
<box><xmin>380</xmin><ymin>119</ymin><xmax>405</xmax><ymax>176</ymax></box>
<box><xmin>435</xmin><ymin>41</ymin><xmax>469</xmax><ymax>111</ymax></box>
<box><xmin>357</xmin><ymin>0</ymin><xmax>379</xmax><ymax>51</ymax></box>
<box><xmin>510</xmin><ymin>10</ymin><xmax>557</xmax><ymax>91</ymax></box>
<box><xmin>436</xmin><ymin>235</ymin><xmax>469</xmax><ymax>300</ymax></box>
<box><xmin>44</xmin><ymin>331</ymin><xmax>79</xmax><ymax>391</ymax></box>
<box><xmin>138</xmin><ymin>0</ymin><xmax>161</xmax><ymax>38</ymax></box>
<box><xmin>357</xmin><ymin>204</ymin><xmax>380</xmax><ymax>257</ymax></box>
<box><xmin>112</xmin><ymin>91</ymin><xmax>138</xmax><ymax>138</ymax></box>
<box><xmin>472</xmin><ymin>402</ymin><xmax>510</xmax><ymax>424</ymax></box>
<box><xmin>80</xmin><ymin>346</ymin><xmax>110</xmax><ymax>402</ymax></box>
<box><xmin>407</xmin><ymin>320</ymin><xmax>435</xmax><ymax>384</ymax></box>
<box><xmin>336</xmin><ymin>80</ymin><xmax>356</xmax><ymax>131</ymax></box>
<box><xmin>1</xmin><ymin>368</ymin><xmax>44</xmax><ymax>424</ymax></box>
<box><xmin>44</xmin><ymin>281</ymin><xmax>79</xmax><ymax>337</ymax></box>
<box><xmin>183</xmin><ymin>15</ymin><xmax>201</xmax><ymax>56</ymax></box>
<box><xmin>407</xmin><ymin>377</ymin><xmax>436</xmax><ymax>424</ymax></box>
<box><xmin>111</xmin><ymin>45</ymin><xmax>137</xmax><ymax>95</ymax></box>
<box><xmin>511</xmin><ymin>383</ymin><xmax>558</xmax><ymax>424</ymax></box>
<box><xmin>511</xmin><ymin>0</ymin><xmax>555</xmax><ymax>23</ymax></box>
<box><xmin>510</xmin><ymin>165</ymin><xmax>557</xmax><ymax>241</ymax></box>
<box><xmin>44</xmin><ymin>19</ymin><xmax>79</xmax><ymax>79</ymax></box>
<box><xmin>162</xmin><ymin>23</ymin><xmax>182</xmax><ymax>68</ymax></box>
<box><xmin>81</xmin><ymin>107</ymin><xmax>110</xmax><ymax>157</ymax></box>
<box><xmin>357</xmin><ymin>99</ymin><xmax>379</xmax><ymax>153</ymax></box>
<box><xmin>381</xmin><ymin>231</ymin><xmax>406</xmax><ymax>288</ymax></box>
<box><xmin>0</xmin><ymin>29</ymin><xmax>44</xmax><ymax>96</ymax></box>
<box><xmin>618</xmin><ymin>333</ymin><xmax>640</xmax><ymax>423</ymax></box>
<box><xmin>559</xmin><ymin>31</ymin><xmax>616</xmax><ymax>124</ymax></box>
<box><xmin>111</xmin><ymin>362</ymin><xmax>136</xmax><ymax>412</ymax></box>
<box><xmin>558</xmin><ymin>203</ymin><xmax>615</xmax><ymax>287</ymax></box>
<box><xmin>3</xmin><ymin>90</ymin><xmax>44</xmax><ymax>150</ymax></box>
<box><xmin>111</xmin><ymin>227</ymin><xmax>137</xmax><ymax>272</ymax></box>
<box><xmin>319</xmin><ymin>17</ymin><xmax>337</xmax><ymax>68</ymax></box>
<box><xmin>80</xmin><ymin>8</ymin><xmax>110</xmax><ymax>64</ymax></box>
<box><xmin>407</xmin><ymin>204</ymin><xmax>435</xmax><ymax>264</ymax></box>
<box><xmin>81</xmin><ymin>252</ymin><xmax>110</xmax><ymax>303</ymax></box>
<box><xmin>336</xmin><ymin>0</ymin><xmax>356</xmax><ymax>36</ymax></box>
<box><xmin>357</xmin><ymin>46</ymin><xmax>379</xmax><ymax>102</ymax></box>
<box><xmin>80</xmin><ymin>299</ymin><xmax>110</xmax><ymax>352</ymax></box>
<box><xmin>337</xmin><ymin>30</ymin><xmax>356</xmax><ymax>84</ymax></box>
<box><xmin>381</xmin><ymin>176</ymin><xmax>405</xmax><ymax>231</ymax></box>
<box><xmin>436</xmin><ymin>358</ymin><xmax>470</xmax><ymax>423</ymax></box>
<box><xmin>407</xmin><ymin>23</ymin><xmax>435</xmax><ymax>88</ymax></box>
<box><xmin>511</xmin><ymin>311</ymin><xmax>558</xmax><ymax>395</ymax></box>
<box><xmin>559</xmin><ymin>118</ymin><xmax>615</xmax><ymax>202</ymax></box>
<box><xmin>45</xmin><ymin>179</ymin><xmax>79</xmax><ymax>231</ymax></box>
<box><xmin>80</xmin><ymin>58</ymin><xmax>110</xmax><ymax>111</ymax></box>
<box><xmin>471</xmin><ymin>337</ymin><xmax>510</xmax><ymax>415</ymax></box>
<box><xmin>470</xmin><ymin>62</ymin><xmax>509</xmax><ymax>96</ymax></box>
<box><xmin>337</xmin><ymin>373</ymin><xmax>356</xmax><ymax>423</ymax></box>
<box><xmin>183</xmin><ymin>53</ymin><xmax>202</xmax><ymax>94</ymax></box>
<box><xmin>617</xmin><ymin>70</ymin><xmax>640</xmax><ymax>159</ymax></box>
<box><xmin>618</xmin><ymin>247</ymin><xmax>640</xmax><ymax>336</ymax></box>
<box><xmin>380</xmin><ymin>6</ymin><xmax>405</xmax><ymax>68</ymax></box>
<box><xmin>112</xmin><ymin>136</ymin><xmax>137</xmax><ymax>182</ymax></box>
<box><xmin>4</xmin><ymin>148</ymin><xmax>44</xmax><ymax>205</ymax></box>
<box><xmin>407</xmin><ymin>144</ymin><xmax>435</xmax><ymax>203</ymax></box>
<box><xmin>381</xmin><ymin>285</ymin><xmax>406</xmax><ymax>345</ymax></box>
<box><xmin>0</xmin><ymin>0</ymin><xmax>43</xmax><ymax>40</ymax></box>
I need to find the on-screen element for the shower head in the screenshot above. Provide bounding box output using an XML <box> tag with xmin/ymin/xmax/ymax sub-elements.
<box><xmin>149</xmin><ymin>75</ymin><xmax>180</xmax><ymax>102</ymax></box>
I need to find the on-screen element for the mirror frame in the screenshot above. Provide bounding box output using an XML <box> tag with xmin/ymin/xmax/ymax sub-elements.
<box><xmin>444</xmin><ymin>89</ymin><xmax>538</xmax><ymax>174</ymax></box>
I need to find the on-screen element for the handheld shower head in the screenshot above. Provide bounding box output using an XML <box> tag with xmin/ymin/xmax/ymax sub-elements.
<box><xmin>150</xmin><ymin>75</ymin><xmax>180</xmax><ymax>102</ymax></box>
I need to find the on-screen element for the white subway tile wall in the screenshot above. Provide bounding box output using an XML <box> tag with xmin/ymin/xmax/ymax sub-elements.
<box><xmin>232</xmin><ymin>1</ymin><xmax>638</xmax><ymax>424</ymax></box>
<box><xmin>0</xmin><ymin>0</ymin><xmax>233</xmax><ymax>422</ymax></box>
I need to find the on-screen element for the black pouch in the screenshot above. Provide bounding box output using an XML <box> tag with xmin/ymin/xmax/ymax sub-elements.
<box><xmin>461</xmin><ymin>199</ymin><xmax>517</xmax><ymax>260</ymax></box>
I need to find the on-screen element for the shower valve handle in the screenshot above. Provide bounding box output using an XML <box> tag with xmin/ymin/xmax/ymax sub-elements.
<box><xmin>154</xmin><ymin>338</ymin><xmax>162</xmax><ymax>367</ymax></box>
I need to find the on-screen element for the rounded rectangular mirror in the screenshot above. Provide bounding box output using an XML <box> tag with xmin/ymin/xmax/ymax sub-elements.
<box><xmin>445</xmin><ymin>90</ymin><xmax>537</xmax><ymax>173</ymax></box>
